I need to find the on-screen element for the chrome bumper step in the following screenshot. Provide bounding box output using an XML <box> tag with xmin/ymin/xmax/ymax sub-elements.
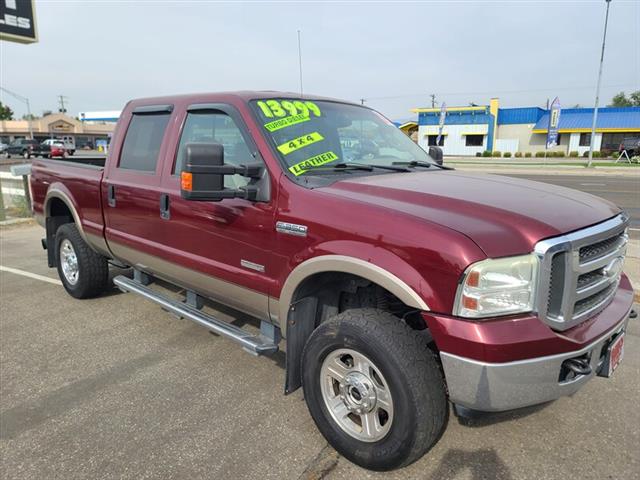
<box><xmin>113</xmin><ymin>275</ymin><xmax>278</xmax><ymax>356</ymax></box>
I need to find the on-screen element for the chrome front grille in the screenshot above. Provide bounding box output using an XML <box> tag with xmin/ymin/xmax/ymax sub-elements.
<box><xmin>535</xmin><ymin>214</ymin><xmax>629</xmax><ymax>331</ymax></box>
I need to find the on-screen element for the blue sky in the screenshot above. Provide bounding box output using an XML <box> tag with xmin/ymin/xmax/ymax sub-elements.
<box><xmin>1</xmin><ymin>0</ymin><xmax>639</xmax><ymax>120</ymax></box>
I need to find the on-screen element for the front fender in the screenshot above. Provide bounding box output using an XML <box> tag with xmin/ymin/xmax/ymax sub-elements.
<box><xmin>276</xmin><ymin>240</ymin><xmax>438</xmax><ymax>332</ymax></box>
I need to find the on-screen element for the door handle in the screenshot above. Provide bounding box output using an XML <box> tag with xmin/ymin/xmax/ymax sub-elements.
<box><xmin>107</xmin><ymin>184</ymin><xmax>116</xmax><ymax>207</ymax></box>
<box><xmin>160</xmin><ymin>193</ymin><xmax>170</xmax><ymax>220</ymax></box>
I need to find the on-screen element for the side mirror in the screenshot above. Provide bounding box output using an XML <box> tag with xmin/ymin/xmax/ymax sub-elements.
<box><xmin>180</xmin><ymin>143</ymin><xmax>263</xmax><ymax>202</ymax></box>
<box><xmin>429</xmin><ymin>146</ymin><xmax>444</xmax><ymax>165</ymax></box>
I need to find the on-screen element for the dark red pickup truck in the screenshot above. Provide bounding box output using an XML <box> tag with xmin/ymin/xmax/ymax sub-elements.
<box><xmin>30</xmin><ymin>91</ymin><xmax>634</xmax><ymax>470</ymax></box>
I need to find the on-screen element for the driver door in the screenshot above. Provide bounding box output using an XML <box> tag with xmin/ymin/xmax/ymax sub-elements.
<box><xmin>157</xmin><ymin>104</ymin><xmax>278</xmax><ymax>320</ymax></box>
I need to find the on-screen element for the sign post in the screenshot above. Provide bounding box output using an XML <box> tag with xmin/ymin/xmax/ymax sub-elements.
<box><xmin>0</xmin><ymin>0</ymin><xmax>38</xmax><ymax>44</ymax></box>
<box><xmin>436</xmin><ymin>102</ymin><xmax>446</xmax><ymax>148</ymax></box>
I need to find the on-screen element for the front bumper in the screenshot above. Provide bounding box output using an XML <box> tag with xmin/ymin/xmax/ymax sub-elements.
<box><xmin>440</xmin><ymin>313</ymin><xmax>629</xmax><ymax>411</ymax></box>
<box><xmin>424</xmin><ymin>275</ymin><xmax>635</xmax><ymax>412</ymax></box>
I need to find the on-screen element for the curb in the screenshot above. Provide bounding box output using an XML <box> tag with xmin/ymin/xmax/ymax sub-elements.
<box><xmin>0</xmin><ymin>217</ymin><xmax>35</xmax><ymax>227</ymax></box>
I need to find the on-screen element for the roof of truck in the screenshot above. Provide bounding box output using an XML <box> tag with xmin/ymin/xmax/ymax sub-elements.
<box><xmin>126</xmin><ymin>91</ymin><xmax>358</xmax><ymax>106</ymax></box>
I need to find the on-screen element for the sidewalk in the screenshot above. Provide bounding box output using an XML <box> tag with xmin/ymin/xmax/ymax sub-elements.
<box><xmin>626</xmin><ymin>239</ymin><xmax>640</xmax><ymax>301</ymax></box>
<box><xmin>444</xmin><ymin>157</ymin><xmax>640</xmax><ymax>176</ymax></box>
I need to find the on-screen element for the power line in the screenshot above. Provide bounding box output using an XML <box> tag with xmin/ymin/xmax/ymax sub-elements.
<box><xmin>361</xmin><ymin>83</ymin><xmax>637</xmax><ymax>103</ymax></box>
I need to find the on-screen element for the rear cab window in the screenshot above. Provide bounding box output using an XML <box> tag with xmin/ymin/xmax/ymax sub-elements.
<box><xmin>119</xmin><ymin>111</ymin><xmax>171</xmax><ymax>172</ymax></box>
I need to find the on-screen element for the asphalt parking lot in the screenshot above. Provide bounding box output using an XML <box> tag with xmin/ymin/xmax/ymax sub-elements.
<box><xmin>1</xmin><ymin>224</ymin><xmax>639</xmax><ymax>480</ymax></box>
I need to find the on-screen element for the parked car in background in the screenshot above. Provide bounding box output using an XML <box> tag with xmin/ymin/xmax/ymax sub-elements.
<box><xmin>43</xmin><ymin>136</ymin><xmax>75</xmax><ymax>156</ymax></box>
<box><xmin>619</xmin><ymin>136</ymin><xmax>640</xmax><ymax>157</ymax></box>
<box><xmin>5</xmin><ymin>139</ymin><xmax>67</xmax><ymax>159</ymax></box>
<box><xmin>0</xmin><ymin>142</ymin><xmax>8</xmax><ymax>154</ymax></box>
<box><xmin>43</xmin><ymin>141</ymin><xmax>67</xmax><ymax>158</ymax></box>
<box><xmin>5</xmin><ymin>139</ymin><xmax>41</xmax><ymax>158</ymax></box>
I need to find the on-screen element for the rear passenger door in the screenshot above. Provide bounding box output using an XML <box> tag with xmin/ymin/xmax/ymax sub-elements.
<box><xmin>103</xmin><ymin>105</ymin><xmax>173</xmax><ymax>266</ymax></box>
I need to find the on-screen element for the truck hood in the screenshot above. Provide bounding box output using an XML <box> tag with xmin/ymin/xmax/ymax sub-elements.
<box><xmin>320</xmin><ymin>170</ymin><xmax>621</xmax><ymax>257</ymax></box>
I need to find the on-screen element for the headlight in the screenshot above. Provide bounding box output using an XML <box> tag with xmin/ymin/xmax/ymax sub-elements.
<box><xmin>454</xmin><ymin>254</ymin><xmax>539</xmax><ymax>318</ymax></box>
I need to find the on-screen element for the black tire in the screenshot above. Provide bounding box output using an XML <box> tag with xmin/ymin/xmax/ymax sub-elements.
<box><xmin>55</xmin><ymin>223</ymin><xmax>109</xmax><ymax>298</ymax></box>
<box><xmin>301</xmin><ymin>308</ymin><xmax>447</xmax><ymax>471</ymax></box>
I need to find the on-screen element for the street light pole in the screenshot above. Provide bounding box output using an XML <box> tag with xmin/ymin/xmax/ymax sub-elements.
<box><xmin>587</xmin><ymin>0</ymin><xmax>612</xmax><ymax>168</ymax></box>
<box><xmin>0</xmin><ymin>87</ymin><xmax>34</xmax><ymax>139</ymax></box>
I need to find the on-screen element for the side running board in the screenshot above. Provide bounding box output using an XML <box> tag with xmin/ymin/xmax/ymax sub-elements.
<box><xmin>113</xmin><ymin>275</ymin><xmax>278</xmax><ymax>356</ymax></box>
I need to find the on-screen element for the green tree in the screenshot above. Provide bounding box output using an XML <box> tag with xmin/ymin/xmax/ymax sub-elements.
<box><xmin>0</xmin><ymin>102</ymin><xmax>14</xmax><ymax>120</ymax></box>
<box><xmin>609</xmin><ymin>91</ymin><xmax>640</xmax><ymax>107</ymax></box>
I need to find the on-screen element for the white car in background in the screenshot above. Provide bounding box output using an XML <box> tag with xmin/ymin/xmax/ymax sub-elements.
<box><xmin>43</xmin><ymin>137</ymin><xmax>75</xmax><ymax>156</ymax></box>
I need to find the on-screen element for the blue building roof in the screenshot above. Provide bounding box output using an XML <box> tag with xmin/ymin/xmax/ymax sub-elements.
<box><xmin>532</xmin><ymin>107</ymin><xmax>640</xmax><ymax>132</ymax></box>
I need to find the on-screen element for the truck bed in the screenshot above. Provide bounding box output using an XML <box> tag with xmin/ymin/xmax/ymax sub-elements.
<box><xmin>30</xmin><ymin>158</ymin><xmax>106</xmax><ymax>243</ymax></box>
<box><xmin>50</xmin><ymin>156</ymin><xmax>107</xmax><ymax>167</ymax></box>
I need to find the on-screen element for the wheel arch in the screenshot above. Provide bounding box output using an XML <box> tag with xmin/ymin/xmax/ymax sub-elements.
<box><xmin>278</xmin><ymin>255</ymin><xmax>429</xmax><ymax>329</ymax></box>
<box><xmin>44</xmin><ymin>187</ymin><xmax>89</xmax><ymax>267</ymax></box>
<box><xmin>280</xmin><ymin>254</ymin><xmax>432</xmax><ymax>394</ymax></box>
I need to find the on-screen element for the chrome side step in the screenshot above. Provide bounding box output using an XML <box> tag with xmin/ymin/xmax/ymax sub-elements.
<box><xmin>113</xmin><ymin>275</ymin><xmax>278</xmax><ymax>356</ymax></box>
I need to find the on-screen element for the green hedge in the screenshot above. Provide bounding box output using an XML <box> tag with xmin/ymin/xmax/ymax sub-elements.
<box><xmin>514</xmin><ymin>152</ymin><xmax>522</xmax><ymax>158</ymax></box>
<box><xmin>492</xmin><ymin>151</ymin><xmax>502</xmax><ymax>157</ymax></box>
<box><xmin>569</xmin><ymin>151</ymin><xmax>579</xmax><ymax>157</ymax></box>
<box><xmin>535</xmin><ymin>151</ymin><xmax>546</xmax><ymax>157</ymax></box>
<box><xmin>503</xmin><ymin>152</ymin><xmax>512</xmax><ymax>157</ymax></box>
<box><xmin>524</xmin><ymin>152</ymin><xmax>532</xmax><ymax>158</ymax></box>
<box><xmin>482</xmin><ymin>150</ymin><xmax>492</xmax><ymax>157</ymax></box>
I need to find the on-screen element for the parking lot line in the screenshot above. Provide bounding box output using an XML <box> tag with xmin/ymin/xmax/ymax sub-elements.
<box><xmin>0</xmin><ymin>265</ymin><xmax>62</xmax><ymax>285</ymax></box>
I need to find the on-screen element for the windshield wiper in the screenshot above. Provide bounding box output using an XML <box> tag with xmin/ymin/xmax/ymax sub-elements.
<box><xmin>393</xmin><ymin>160</ymin><xmax>454</xmax><ymax>170</ymax></box>
<box><xmin>337</xmin><ymin>162</ymin><xmax>410</xmax><ymax>172</ymax></box>
<box><xmin>298</xmin><ymin>162</ymin><xmax>410</xmax><ymax>175</ymax></box>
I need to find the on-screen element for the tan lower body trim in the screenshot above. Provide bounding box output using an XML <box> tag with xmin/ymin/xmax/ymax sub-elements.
<box><xmin>109</xmin><ymin>241</ymin><xmax>271</xmax><ymax>321</ymax></box>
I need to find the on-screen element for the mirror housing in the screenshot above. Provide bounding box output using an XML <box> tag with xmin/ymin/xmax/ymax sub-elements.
<box><xmin>429</xmin><ymin>146</ymin><xmax>444</xmax><ymax>165</ymax></box>
<box><xmin>180</xmin><ymin>143</ymin><xmax>263</xmax><ymax>202</ymax></box>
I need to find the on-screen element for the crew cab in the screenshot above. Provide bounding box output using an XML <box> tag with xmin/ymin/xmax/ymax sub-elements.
<box><xmin>30</xmin><ymin>92</ymin><xmax>635</xmax><ymax>471</ymax></box>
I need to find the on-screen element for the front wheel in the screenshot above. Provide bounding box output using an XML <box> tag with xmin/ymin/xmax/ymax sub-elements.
<box><xmin>301</xmin><ymin>309</ymin><xmax>447</xmax><ymax>471</ymax></box>
<box><xmin>55</xmin><ymin>223</ymin><xmax>109</xmax><ymax>298</ymax></box>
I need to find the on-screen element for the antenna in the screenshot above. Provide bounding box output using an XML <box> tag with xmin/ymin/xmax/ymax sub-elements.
<box><xmin>297</xmin><ymin>30</ymin><xmax>303</xmax><ymax>96</ymax></box>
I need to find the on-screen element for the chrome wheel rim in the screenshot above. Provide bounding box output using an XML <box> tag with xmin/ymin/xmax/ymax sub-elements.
<box><xmin>60</xmin><ymin>239</ymin><xmax>79</xmax><ymax>285</ymax></box>
<box><xmin>320</xmin><ymin>348</ymin><xmax>393</xmax><ymax>442</ymax></box>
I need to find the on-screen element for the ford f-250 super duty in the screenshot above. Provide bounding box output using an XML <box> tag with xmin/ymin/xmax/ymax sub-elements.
<box><xmin>30</xmin><ymin>92</ymin><xmax>635</xmax><ymax>471</ymax></box>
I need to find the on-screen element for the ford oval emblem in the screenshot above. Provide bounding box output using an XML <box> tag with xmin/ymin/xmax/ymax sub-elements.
<box><xmin>603</xmin><ymin>257</ymin><xmax>624</xmax><ymax>279</ymax></box>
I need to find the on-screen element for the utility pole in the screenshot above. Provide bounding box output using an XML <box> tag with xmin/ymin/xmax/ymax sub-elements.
<box><xmin>0</xmin><ymin>87</ymin><xmax>34</xmax><ymax>139</ymax></box>
<box><xmin>430</xmin><ymin>94</ymin><xmax>436</xmax><ymax>108</ymax></box>
<box><xmin>587</xmin><ymin>0</ymin><xmax>612</xmax><ymax>168</ymax></box>
<box><xmin>58</xmin><ymin>95</ymin><xmax>68</xmax><ymax>114</ymax></box>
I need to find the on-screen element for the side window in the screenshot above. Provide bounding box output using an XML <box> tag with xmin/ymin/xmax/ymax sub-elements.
<box><xmin>119</xmin><ymin>113</ymin><xmax>171</xmax><ymax>172</ymax></box>
<box><xmin>174</xmin><ymin>111</ymin><xmax>254</xmax><ymax>189</ymax></box>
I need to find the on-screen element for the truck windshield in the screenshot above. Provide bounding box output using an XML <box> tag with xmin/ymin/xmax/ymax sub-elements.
<box><xmin>250</xmin><ymin>99</ymin><xmax>435</xmax><ymax>176</ymax></box>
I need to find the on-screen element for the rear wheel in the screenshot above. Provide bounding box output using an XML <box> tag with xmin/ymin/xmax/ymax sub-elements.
<box><xmin>55</xmin><ymin>223</ymin><xmax>109</xmax><ymax>298</ymax></box>
<box><xmin>301</xmin><ymin>308</ymin><xmax>447</xmax><ymax>471</ymax></box>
